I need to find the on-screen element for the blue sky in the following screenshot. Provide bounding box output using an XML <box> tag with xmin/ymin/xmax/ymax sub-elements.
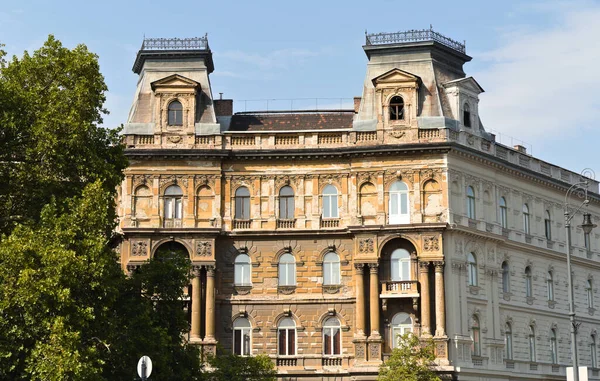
<box><xmin>1</xmin><ymin>0</ymin><xmax>600</xmax><ymax>178</ymax></box>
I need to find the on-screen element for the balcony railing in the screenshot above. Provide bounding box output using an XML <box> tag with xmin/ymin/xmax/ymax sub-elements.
<box><xmin>233</xmin><ymin>219</ymin><xmax>251</xmax><ymax>229</ymax></box>
<box><xmin>276</xmin><ymin>358</ymin><xmax>297</xmax><ymax>367</ymax></box>
<box><xmin>365</xmin><ymin>28</ymin><xmax>466</xmax><ymax>54</ymax></box>
<box><xmin>322</xmin><ymin>357</ymin><xmax>342</xmax><ymax>367</ymax></box>
<box><xmin>381</xmin><ymin>280</ymin><xmax>419</xmax><ymax>298</ymax></box>
<box><xmin>276</xmin><ymin>219</ymin><xmax>296</xmax><ymax>229</ymax></box>
<box><xmin>141</xmin><ymin>36</ymin><xmax>208</xmax><ymax>51</ymax></box>
<box><xmin>320</xmin><ymin>218</ymin><xmax>340</xmax><ymax>228</ymax></box>
<box><xmin>163</xmin><ymin>218</ymin><xmax>182</xmax><ymax>228</ymax></box>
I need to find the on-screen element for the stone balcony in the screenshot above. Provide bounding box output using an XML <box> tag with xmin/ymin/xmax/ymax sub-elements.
<box><xmin>380</xmin><ymin>280</ymin><xmax>419</xmax><ymax>298</ymax></box>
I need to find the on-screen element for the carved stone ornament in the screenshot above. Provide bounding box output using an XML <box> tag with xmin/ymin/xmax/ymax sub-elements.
<box><xmin>275</xmin><ymin>175</ymin><xmax>293</xmax><ymax>190</ymax></box>
<box><xmin>423</xmin><ymin>236</ymin><xmax>439</xmax><ymax>252</ymax></box>
<box><xmin>195</xmin><ymin>174</ymin><xmax>217</xmax><ymax>188</ymax></box>
<box><xmin>131</xmin><ymin>241</ymin><xmax>148</xmax><ymax>256</ymax></box>
<box><xmin>167</xmin><ymin>135</ymin><xmax>182</xmax><ymax>143</ymax></box>
<box><xmin>278</xmin><ymin>285</ymin><xmax>296</xmax><ymax>295</ymax></box>
<box><xmin>357</xmin><ymin>171</ymin><xmax>379</xmax><ymax>186</ymax></box>
<box><xmin>322</xmin><ymin>285</ymin><xmax>341</xmax><ymax>294</ymax></box>
<box><xmin>132</xmin><ymin>174</ymin><xmax>152</xmax><ymax>188</ymax></box>
<box><xmin>358</xmin><ymin>238</ymin><xmax>374</xmax><ymax>253</ymax></box>
<box><xmin>196</xmin><ymin>241</ymin><xmax>212</xmax><ymax>257</ymax></box>
<box><xmin>369</xmin><ymin>342</ymin><xmax>381</xmax><ymax>359</ymax></box>
<box><xmin>355</xmin><ymin>342</ymin><xmax>366</xmax><ymax>359</ymax></box>
<box><xmin>160</xmin><ymin>174</ymin><xmax>188</xmax><ymax>189</ymax></box>
<box><xmin>390</xmin><ymin>128</ymin><xmax>406</xmax><ymax>139</ymax></box>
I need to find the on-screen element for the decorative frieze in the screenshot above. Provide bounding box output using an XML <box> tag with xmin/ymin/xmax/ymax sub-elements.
<box><xmin>196</xmin><ymin>241</ymin><xmax>212</xmax><ymax>257</ymax></box>
<box><xmin>131</xmin><ymin>241</ymin><xmax>148</xmax><ymax>257</ymax></box>
<box><xmin>423</xmin><ymin>236</ymin><xmax>440</xmax><ymax>252</ymax></box>
<box><xmin>358</xmin><ymin>238</ymin><xmax>375</xmax><ymax>254</ymax></box>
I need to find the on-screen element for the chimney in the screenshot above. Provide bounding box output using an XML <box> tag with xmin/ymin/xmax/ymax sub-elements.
<box><xmin>514</xmin><ymin>145</ymin><xmax>527</xmax><ymax>154</ymax></box>
<box><xmin>214</xmin><ymin>97</ymin><xmax>233</xmax><ymax>117</ymax></box>
<box><xmin>353</xmin><ymin>97</ymin><xmax>361</xmax><ymax>113</ymax></box>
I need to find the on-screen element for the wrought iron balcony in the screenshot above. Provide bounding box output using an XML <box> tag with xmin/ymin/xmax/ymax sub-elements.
<box><xmin>365</xmin><ymin>28</ymin><xmax>466</xmax><ymax>54</ymax></box>
<box><xmin>141</xmin><ymin>36</ymin><xmax>209</xmax><ymax>51</ymax></box>
<box><xmin>380</xmin><ymin>280</ymin><xmax>419</xmax><ymax>298</ymax></box>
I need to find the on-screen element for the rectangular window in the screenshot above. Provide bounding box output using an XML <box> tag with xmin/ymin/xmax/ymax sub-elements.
<box><xmin>235</xmin><ymin>197</ymin><xmax>249</xmax><ymax>219</ymax></box>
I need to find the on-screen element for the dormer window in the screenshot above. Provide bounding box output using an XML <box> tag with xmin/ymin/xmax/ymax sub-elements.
<box><xmin>168</xmin><ymin>100</ymin><xmax>183</xmax><ymax>126</ymax></box>
<box><xmin>389</xmin><ymin>96</ymin><xmax>404</xmax><ymax>121</ymax></box>
<box><xmin>463</xmin><ymin>103</ymin><xmax>471</xmax><ymax>127</ymax></box>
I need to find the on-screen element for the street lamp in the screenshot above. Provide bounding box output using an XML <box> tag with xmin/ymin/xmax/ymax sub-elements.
<box><xmin>564</xmin><ymin>174</ymin><xmax>596</xmax><ymax>381</ymax></box>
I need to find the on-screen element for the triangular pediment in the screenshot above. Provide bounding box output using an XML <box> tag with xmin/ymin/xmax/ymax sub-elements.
<box><xmin>372</xmin><ymin>68</ymin><xmax>420</xmax><ymax>86</ymax></box>
<box><xmin>151</xmin><ymin>74</ymin><xmax>201</xmax><ymax>90</ymax></box>
<box><xmin>443</xmin><ymin>76</ymin><xmax>484</xmax><ymax>94</ymax></box>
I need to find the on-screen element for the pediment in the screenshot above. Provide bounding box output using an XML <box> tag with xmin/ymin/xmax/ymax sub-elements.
<box><xmin>151</xmin><ymin>74</ymin><xmax>201</xmax><ymax>91</ymax></box>
<box><xmin>372</xmin><ymin>68</ymin><xmax>420</xmax><ymax>87</ymax></box>
<box><xmin>443</xmin><ymin>77</ymin><xmax>484</xmax><ymax>94</ymax></box>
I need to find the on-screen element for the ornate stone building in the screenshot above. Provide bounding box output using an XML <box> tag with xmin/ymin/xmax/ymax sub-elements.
<box><xmin>117</xmin><ymin>31</ymin><xmax>600</xmax><ymax>380</ymax></box>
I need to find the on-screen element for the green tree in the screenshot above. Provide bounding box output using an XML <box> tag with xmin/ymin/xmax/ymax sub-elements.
<box><xmin>207</xmin><ymin>349</ymin><xmax>276</xmax><ymax>381</ymax></box>
<box><xmin>0</xmin><ymin>35</ymin><xmax>126</xmax><ymax>236</ymax></box>
<box><xmin>378</xmin><ymin>333</ymin><xmax>441</xmax><ymax>381</ymax></box>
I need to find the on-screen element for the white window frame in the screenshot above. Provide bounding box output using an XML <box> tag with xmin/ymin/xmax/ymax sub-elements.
<box><xmin>391</xmin><ymin>248</ymin><xmax>411</xmax><ymax>282</ymax></box>
<box><xmin>278</xmin><ymin>253</ymin><xmax>296</xmax><ymax>286</ymax></box>
<box><xmin>234</xmin><ymin>254</ymin><xmax>251</xmax><ymax>286</ymax></box>
<box><xmin>323</xmin><ymin>317</ymin><xmax>342</xmax><ymax>356</ymax></box>
<box><xmin>278</xmin><ymin>317</ymin><xmax>296</xmax><ymax>356</ymax></box>
<box><xmin>322</xmin><ymin>185</ymin><xmax>339</xmax><ymax>219</ymax></box>
<box><xmin>389</xmin><ymin>181</ymin><xmax>410</xmax><ymax>224</ymax></box>
<box><xmin>233</xmin><ymin>317</ymin><xmax>252</xmax><ymax>356</ymax></box>
<box><xmin>235</xmin><ymin>186</ymin><xmax>250</xmax><ymax>220</ymax></box>
<box><xmin>323</xmin><ymin>252</ymin><xmax>340</xmax><ymax>285</ymax></box>
<box><xmin>391</xmin><ymin>313</ymin><xmax>413</xmax><ymax>349</ymax></box>
<box><xmin>164</xmin><ymin>185</ymin><xmax>183</xmax><ymax>220</ymax></box>
<box><xmin>279</xmin><ymin>186</ymin><xmax>295</xmax><ymax>219</ymax></box>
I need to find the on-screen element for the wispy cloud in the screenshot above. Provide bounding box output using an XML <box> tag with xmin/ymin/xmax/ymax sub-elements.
<box><xmin>475</xmin><ymin>1</ymin><xmax>600</xmax><ymax>142</ymax></box>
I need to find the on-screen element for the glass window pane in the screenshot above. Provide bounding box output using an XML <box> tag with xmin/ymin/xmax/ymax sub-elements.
<box><xmin>175</xmin><ymin>198</ymin><xmax>182</xmax><ymax>218</ymax></box>
<box><xmin>287</xmin><ymin>198</ymin><xmax>295</xmax><ymax>218</ymax></box>
<box><xmin>390</xmin><ymin>193</ymin><xmax>398</xmax><ymax>215</ymax></box>
<box><xmin>323</xmin><ymin>262</ymin><xmax>331</xmax><ymax>285</ymax></box>
<box><xmin>288</xmin><ymin>329</ymin><xmax>295</xmax><ymax>355</ymax></box>
<box><xmin>324</xmin><ymin>329</ymin><xmax>331</xmax><ymax>355</ymax></box>
<box><xmin>400</xmin><ymin>194</ymin><xmax>408</xmax><ymax>214</ymax></box>
<box><xmin>333</xmin><ymin>328</ymin><xmax>340</xmax><ymax>355</ymax></box>
<box><xmin>391</xmin><ymin>259</ymin><xmax>400</xmax><ymax>281</ymax></box>
<box><xmin>279</xmin><ymin>329</ymin><xmax>286</xmax><ymax>355</ymax></box>
<box><xmin>234</xmin><ymin>329</ymin><xmax>241</xmax><ymax>355</ymax></box>
<box><xmin>279</xmin><ymin>197</ymin><xmax>287</xmax><ymax>219</ymax></box>
<box><xmin>331</xmin><ymin>196</ymin><xmax>338</xmax><ymax>218</ymax></box>
<box><xmin>235</xmin><ymin>264</ymin><xmax>243</xmax><ymax>284</ymax></box>
<box><xmin>164</xmin><ymin>198</ymin><xmax>173</xmax><ymax>218</ymax></box>
<box><xmin>332</xmin><ymin>262</ymin><xmax>340</xmax><ymax>284</ymax></box>
<box><xmin>402</xmin><ymin>261</ymin><xmax>410</xmax><ymax>280</ymax></box>
<box><xmin>243</xmin><ymin>330</ymin><xmax>250</xmax><ymax>356</ymax></box>
<box><xmin>323</xmin><ymin>196</ymin><xmax>331</xmax><ymax>218</ymax></box>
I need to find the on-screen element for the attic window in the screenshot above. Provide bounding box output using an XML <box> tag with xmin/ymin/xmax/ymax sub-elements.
<box><xmin>389</xmin><ymin>96</ymin><xmax>404</xmax><ymax>121</ymax></box>
<box><xmin>463</xmin><ymin>103</ymin><xmax>471</xmax><ymax>128</ymax></box>
<box><xmin>168</xmin><ymin>100</ymin><xmax>183</xmax><ymax>126</ymax></box>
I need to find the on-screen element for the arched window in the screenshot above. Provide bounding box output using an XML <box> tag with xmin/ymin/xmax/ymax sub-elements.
<box><xmin>278</xmin><ymin>317</ymin><xmax>296</xmax><ymax>356</ymax></box>
<box><xmin>164</xmin><ymin>185</ymin><xmax>183</xmax><ymax>220</ymax></box>
<box><xmin>463</xmin><ymin>103</ymin><xmax>471</xmax><ymax>128</ymax></box>
<box><xmin>544</xmin><ymin>210</ymin><xmax>552</xmax><ymax>240</ymax></box>
<box><xmin>499</xmin><ymin>197</ymin><xmax>508</xmax><ymax>228</ymax></box>
<box><xmin>278</xmin><ymin>253</ymin><xmax>296</xmax><ymax>286</ymax></box>
<box><xmin>234</xmin><ymin>254</ymin><xmax>251</xmax><ymax>286</ymax></box>
<box><xmin>168</xmin><ymin>100</ymin><xmax>183</xmax><ymax>126</ymax></box>
<box><xmin>391</xmin><ymin>313</ymin><xmax>413</xmax><ymax>348</ymax></box>
<box><xmin>467</xmin><ymin>252</ymin><xmax>477</xmax><ymax>286</ymax></box>
<box><xmin>591</xmin><ymin>334</ymin><xmax>598</xmax><ymax>368</ymax></box>
<box><xmin>505</xmin><ymin>323</ymin><xmax>513</xmax><ymax>360</ymax></box>
<box><xmin>235</xmin><ymin>187</ymin><xmax>250</xmax><ymax>220</ymax></box>
<box><xmin>523</xmin><ymin>204</ymin><xmax>530</xmax><ymax>235</ymax></box>
<box><xmin>323</xmin><ymin>252</ymin><xmax>340</xmax><ymax>285</ymax></box>
<box><xmin>466</xmin><ymin>186</ymin><xmax>476</xmax><ymax>219</ymax></box>
<box><xmin>233</xmin><ymin>317</ymin><xmax>251</xmax><ymax>356</ymax></box>
<box><xmin>322</xmin><ymin>185</ymin><xmax>339</xmax><ymax>219</ymax></box>
<box><xmin>547</xmin><ymin>271</ymin><xmax>554</xmax><ymax>301</ymax></box>
<box><xmin>502</xmin><ymin>261</ymin><xmax>510</xmax><ymax>293</ymax></box>
<box><xmin>391</xmin><ymin>248</ymin><xmax>411</xmax><ymax>281</ymax></box>
<box><xmin>529</xmin><ymin>325</ymin><xmax>536</xmax><ymax>362</ymax></box>
<box><xmin>550</xmin><ymin>329</ymin><xmax>558</xmax><ymax>364</ymax></box>
<box><xmin>323</xmin><ymin>317</ymin><xmax>341</xmax><ymax>355</ymax></box>
<box><xmin>525</xmin><ymin>267</ymin><xmax>533</xmax><ymax>298</ymax></box>
<box><xmin>588</xmin><ymin>279</ymin><xmax>594</xmax><ymax>309</ymax></box>
<box><xmin>389</xmin><ymin>181</ymin><xmax>410</xmax><ymax>224</ymax></box>
<box><xmin>389</xmin><ymin>96</ymin><xmax>404</xmax><ymax>121</ymax></box>
<box><xmin>279</xmin><ymin>186</ymin><xmax>295</xmax><ymax>219</ymax></box>
<box><xmin>471</xmin><ymin>315</ymin><xmax>481</xmax><ymax>356</ymax></box>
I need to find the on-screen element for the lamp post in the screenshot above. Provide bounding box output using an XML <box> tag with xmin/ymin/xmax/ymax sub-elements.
<box><xmin>564</xmin><ymin>176</ymin><xmax>597</xmax><ymax>381</ymax></box>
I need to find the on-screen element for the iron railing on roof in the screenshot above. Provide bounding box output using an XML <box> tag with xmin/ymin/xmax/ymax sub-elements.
<box><xmin>365</xmin><ymin>27</ymin><xmax>466</xmax><ymax>54</ymax></box>
<box><xmin>141</xmin><ymin>36</ymin><xmax>209</xmax><ymax>51</ymax></box>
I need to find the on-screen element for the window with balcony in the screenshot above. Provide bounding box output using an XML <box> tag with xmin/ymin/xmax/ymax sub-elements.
<box><xmin>323</xmin><ymin>252</ymin><xmax>340</xmax><ymax>286</ymax></box>
<box><xmin>467</xmin><ymin>186</ymin><xmax>476</xmax><ymax>219</ymax></box>
<box><xmin>235</xmin><ymin>186</ymin><xmax>250</xmax><ymax>220</ymax></box>
<box><xmin>389</xmin><ymin>96</ymin><xmax>404</xmax><ymax>121</ymax></box>
<box><xmin>389</xmin><ymin>181</ymin><xmax>409</xmax><ymax>224</ymax></box>
<box><xmin>278</xmin><ymin>317</ymin><xmax>296</xmax><ymax>356</ymax></box>
<box><xmin>322</xmin><ymin>185</ymin><xmax>339</xmax><ymax>219</ymax></box>
<box><xmin>279</xmin><ymin>186</ymin><xmax>295</xmax><ymax>219</ymax></box>
<box><xmin>505</xmin><ymin>323</ymin><xmax>513</xmax><ymax>360</ymax></box>
<box><xmin>323</xmin><ymin>317</ymin><xmax>341</xmax><ymax>356</ymax></box>
<box><xmin>471</xmin><ymin>315</ymin><xmax>481</xmax><ymax>356</ymax></box>
<box><xmin>499</xmin><ymin>197</ymin><xmax>508</xmax><ymax>228</ymax></box>
<box><xmin>391</xmin><ymin>248</ymin><xmax>411</xmax><ymax>281</ymax></box>
<box><xmin>234</xmin><ymin>254</ymin><xmax>251</xmax><ymax>286</ymax></box>
<box><xmin>391</xmin><ymin>313</ymin><xmax>413</xmax><ymax>349</ymax></box>
<box><xmin>278</xmin><ymin>253</ymin><xmax>296</xmax><ymax>286</ymax></box>
<box><xmin>233</xmin><ymin>317</ymin><xmax>251</xmax><ymax>356</ymax></box>
<box><xmin>467</xmin><ymin>252</ymin><xmax>478</xmax><ymax>287</ymax></box>
<box><xmin>164</xmin><ymin>185</ymin><xmax>183</xmax><ymax>224</ymax></box>
<box><xmin>168</xmin><ymin>100</ymin><xmax>183</xmax><ymax>126</ymax></box>
<box><xmin>523</xmin><ymin>204</ymin><xmax>530</xmax><ymax>235</ymax></box>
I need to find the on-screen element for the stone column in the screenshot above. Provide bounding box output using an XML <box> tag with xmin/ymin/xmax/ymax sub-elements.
<box><xmin>190</xmin><ymin>266</ymin><xmax>202</xmax><ymax>341</ymax></box>
<box><xmin>434</xmin><ymin>261</ymin><xmax>446</xmax><ymax>337</ymax></box>
<box><xmin>368</xmin><ymin>263</ymin><xmax>380</xmax><ymax>337</ymax></box>
<box><xmin>355</xmin><ymin>263</ymin><xmax>366</xmax><ymax>336</ymax></box>
<box><xmin>205</xmin><ymin>265</ymin><xmax>216</xmax><ymax>341</ymax></box>
<box><xmin>419</xmin><ymin>261</ymin><xmax>431</xmax><ymax>336</ymax></box>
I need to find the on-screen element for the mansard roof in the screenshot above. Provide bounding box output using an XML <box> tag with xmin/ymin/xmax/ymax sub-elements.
<box><xmin>229</xmin><ymin>111</ymin><xmax>354</xmax><ymax>132</ymax></box>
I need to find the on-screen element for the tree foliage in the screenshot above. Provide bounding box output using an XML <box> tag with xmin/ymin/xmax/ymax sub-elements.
<box><xmin>378</xmin><ymin>333</ymin><xmax>441</xmax><ymax>381</ymax></box>
<box><xmin>206</xmin><ymin>350</ymin><xmax>276</xmax><ymax>381</ymax></box>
